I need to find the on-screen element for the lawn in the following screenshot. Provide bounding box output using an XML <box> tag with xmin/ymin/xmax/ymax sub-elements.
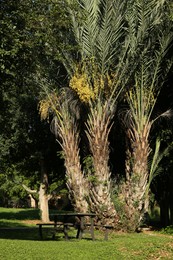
<box><xmin>0</xmin><ymin>207</ymin><xmax>172</xmax><ymax>260</ymax></box>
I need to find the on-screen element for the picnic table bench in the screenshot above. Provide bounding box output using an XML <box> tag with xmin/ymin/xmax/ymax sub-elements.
<box><xmin>36</xmin><ymin>221</ymin><xmax>74</xmax><ymax>240</ymax></box>
<box><xmin>37</xmin><ymin>213</ymin><xmax>114</xmax><ymax>240</ymax></box>
<box><xmin>51</xmin><ymin>212</ymin><xmax>96</xmax><ymax>240</ymax></box>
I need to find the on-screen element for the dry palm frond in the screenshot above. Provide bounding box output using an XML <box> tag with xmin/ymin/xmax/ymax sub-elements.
<box><xmin>153</xmin><ymin>109</ymin><xmax>173</xmax><ymax>123</ymax></box>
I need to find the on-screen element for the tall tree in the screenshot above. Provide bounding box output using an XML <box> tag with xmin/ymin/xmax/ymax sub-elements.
<box><xmin>119</xmin><ymin>0</ymin><xmax>173</xmax><ymax>230</ymax></box>
<box><xmin>0</xmin><ymin>0</ymin><xmax>68</xmax><ymax>221</ymax></box>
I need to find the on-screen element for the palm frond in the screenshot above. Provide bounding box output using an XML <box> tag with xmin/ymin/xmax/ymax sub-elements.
<box><xmin>148</xmin><ymin>137</ymin><xmax>171</xmax><ymax>190</ymax></box>
<box><xmin>121</xmin><ymin>0</ymin><xmax>171</xmax><ymax>90</ymax></box>
<box><xmin>96</xmin><ymin>0</ymin><xmax>125</xmax><ymax>75</ymax></box>
<box><xmin>60</xmin><ymin>49</ymin><xmax>76</xmax><ymax>77</ymax></box>
<box><xmin>77</xmin><ymin>0</ymin><xmax>101</xmax><ymax>57</ymax></box>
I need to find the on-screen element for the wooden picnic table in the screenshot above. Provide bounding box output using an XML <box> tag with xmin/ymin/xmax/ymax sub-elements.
<box><xmin>50</xmin><ymin>212</ymin><xmax>96</xmax><ymax>240</ymax></box>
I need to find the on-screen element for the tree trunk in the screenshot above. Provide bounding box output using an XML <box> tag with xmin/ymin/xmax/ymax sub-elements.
<box><xmin>57</xmin><ymin>115</ymin><xmax>89</xmax><ymax>213</ymax></box>
<box><xmin>28</xmin><ymin>194</ymin><xmax>37</xmax><ymax>208</ymax></box>
<box><xmin>122</xmin><ymin>126</ymin><xmax>151</xmax><ymax>230</ymax></box>
<box><xmin>86</xmin><ymin>100</ymin><xmax>118</xmax><ymax>226</ymax></box>
<box><xmin>39</xmin><ymin>183</ymin><xmax>49</xmax><ymax>222</ymax></box>
<box><xmin>21</xmin><ymin>158</ymin><xmax>50</xmax><ymax>221</ymax></box>
<box><xmin>63</xmin><ymin>135</ymin><xmax>89</xmax><ymax>212</ymax></box>
<box><xmin>39</xmin><ymin>157</ymin><xmax>50</xmax><ymax>222</ymax></box>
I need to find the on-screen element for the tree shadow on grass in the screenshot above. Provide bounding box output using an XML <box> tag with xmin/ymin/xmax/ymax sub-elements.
<box><xmin>0</xmin><ymin>208</ymin><xmax>42</xmax><ymax>240</ymax></box>
<box><xmin>0</xmin><ymin>208</ymin><xmax>40</xmax><ymax>221</ymax></box>
<box><xmin>0</xmin><ymin>208</ymin><xmax>95</xmax><ymax>241</ymax></box>
<box><xmin>0</xmin><ymin>227</ymin><xmax>40</xmax><ymax>240</ymax></box>
<box><xmin>0</xmin><ymin>226</ymin><xmax>96</xmax><ymax>241</ymax></box>
<box><xmin>0</xmin><ymin>227</ymin><xmax>82</xmax><ymax>241</ymax></box>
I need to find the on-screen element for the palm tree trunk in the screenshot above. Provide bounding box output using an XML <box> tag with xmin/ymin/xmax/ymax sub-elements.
<box><xmin>123</xmin><ymin>126</ymin><xmax>151</xmax><ymax>229</ymax></box>
<box><xmin>86</xmin><ymin>100</ymin><xmax>118</xmax><ymax>225</ymax></box>
<box><xmin>57</xmin><ymin>113</ymin><xmax>89</xmax><ymax>213</ymax></box>
<box><xmin>39</xmin><ymin>91</ymin><xmax>89</xmax><ymax>213</ymax></box>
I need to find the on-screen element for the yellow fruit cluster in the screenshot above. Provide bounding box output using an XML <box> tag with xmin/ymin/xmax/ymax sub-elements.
<box><xmin>39</xmin><ymin>92</ymin><xmax>60</xmax><ymax>121</ymax></box>
<box><xmin>70</xmin><ymin>71</ymin><xmax>95</xmax><ymax>103</ymax></box>
<box><xmin>70</xmin><ymin>66</ymin><xmax>114</xmax><ymax>103</ymax></box>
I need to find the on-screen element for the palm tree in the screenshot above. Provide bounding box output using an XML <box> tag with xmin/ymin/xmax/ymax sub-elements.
<box><xmin>120</xmin><ymin>0</ymin><xmax>173</xmax><ymax>229</ymax></box>
<box><xmin>122</xmin><ymin>80</ymin><xmax>172</xmax><ymax>230</ymax></box>
<box><xmin>64</xmin><ymin>0</ymin><xmax>131</xmax><ymax>225</ymax></box>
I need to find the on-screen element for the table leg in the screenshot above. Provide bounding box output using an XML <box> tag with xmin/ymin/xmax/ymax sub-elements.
<box><xmin>39</xmin><ymin>224</ymin><xmax>43</xmax><ymax>239</ymax></box>
<box><xmin>63</xmin><ymin>216</ymin><xmax>70</xmax><ymax>240</ymax></box>
<box><xmin>63</xmin><ymin>224</ymin><xmax>69</xmax><ymax>240</ymax></box>
<box><xmin>76</xmin><ymin>216</ymin><xmax>84</xmax><ymax>239</ymax></box>
<box><xmin>76</xmin><ymin>226</ymin><xmax>80</xmax><ymax>239</ymax></box>
<box><xmin>90</xmin><ymin>217</ymin><xmax>95</xmax><ymax>240</ymax></box>
<box><xmin>52</xmin><ymin>221</ymin><xmax>57</xmax><ymax>240</ymax></box>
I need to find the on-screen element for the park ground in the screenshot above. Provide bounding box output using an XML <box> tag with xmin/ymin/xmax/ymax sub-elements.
<box><xmin>0</xmin><ymin>207</ymin><xmax>173</xmax><ymax>260</ymax></box>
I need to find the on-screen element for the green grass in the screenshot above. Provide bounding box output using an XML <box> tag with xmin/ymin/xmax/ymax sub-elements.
<box><xmin>0</xmin><ymin>207</ymin><xmax>40</xmax><ymax>227</ymax></box>
<box><xmin>0</xmin><ymin>207</ymin><xmax>173</xmax><ymax>259</ymax></box>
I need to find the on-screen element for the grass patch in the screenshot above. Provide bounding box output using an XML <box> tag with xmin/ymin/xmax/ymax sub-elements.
<box><xmin>0</xmin><ymin>207</ymin><xmax>40</xmax><ymax>227</ymax></box>
<box><xmin>0</xmin><ymin>207</ymin><xmax>173</xmax><ymax>259</ymax></box>
<box><xmin>0</xmin><ymin>207</ymin><xmax>40</xmax><ymax>220</ymax></box>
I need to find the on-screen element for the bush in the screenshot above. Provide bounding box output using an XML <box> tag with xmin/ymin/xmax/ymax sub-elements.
<box><xmin>161</xmin><ymin>225</ymin><xmax>173</xmax><ymax>235</ymax></box>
